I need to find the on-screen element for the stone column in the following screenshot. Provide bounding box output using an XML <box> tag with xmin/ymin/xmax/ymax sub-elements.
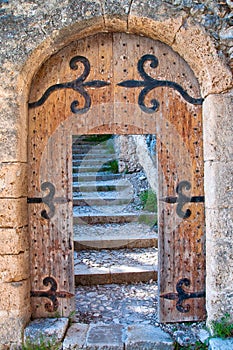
<box><xmin>0</xmin><ymin>93</ymin><xmax>30</xmax><ymax>345</ymax></box>
<box><xmin>203</xmin><ymin>90</ymin><xmax>233</xmax><ymax>323</ymax></box>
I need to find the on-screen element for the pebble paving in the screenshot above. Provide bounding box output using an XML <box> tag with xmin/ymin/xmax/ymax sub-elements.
<box><xmin>74</xmin><ymin>247</ymin><xmax>158</xmax><ymax>269</ymax></box>
<box><xmin>73</xmin><ymin>222</ymin><xmax>157</xmax><ymax>241</ymax></box>
<box><xmin>75</xmin><ymin>281</ymin><xmax>159</xmax><ymax>326</ymax></box>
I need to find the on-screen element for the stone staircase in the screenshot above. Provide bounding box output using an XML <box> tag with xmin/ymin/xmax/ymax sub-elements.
<box><xmin>72</xmin><ymin>135</ymin><xmax>158</xmax><ymax>287</ymax></box>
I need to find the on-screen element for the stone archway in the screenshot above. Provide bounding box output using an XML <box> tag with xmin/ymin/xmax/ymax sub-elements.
<box><xmin>28</xmin><ymin>32</ymin><xmax>206</xmax><ymax>322</ymax></box>
<box><xmin>0</xmin><ymin>1</ymin><xmax>232</xmax><ymax>345</ymax></box>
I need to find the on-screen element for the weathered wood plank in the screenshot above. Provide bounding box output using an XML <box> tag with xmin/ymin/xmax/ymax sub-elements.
<box><xmin>28</xmin><ymin>33</ymin><xmax>205</xmax><ymax>322</ymax></box>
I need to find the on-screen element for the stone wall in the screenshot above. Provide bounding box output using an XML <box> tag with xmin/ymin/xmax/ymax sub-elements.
<box><xmin>114</xmin><ymin>135</ymin><xmax>158</xmax><ymax>193</ymax></box>
<box><xmin>0</xmin><ymin>0</ymin><xmax>232</xmax><ymax>347</ymax></box>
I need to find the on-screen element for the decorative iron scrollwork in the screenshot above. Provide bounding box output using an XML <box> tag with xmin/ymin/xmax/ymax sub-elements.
<box><xmin>27</xmin><ymin>181</ymin><xmax>70</xmax><ymax>219</ymax></box>
<box><xmin>31</xmin><ymin>276</ymin><xmax>74</xmax><ymax>312</ymax></box>
<box><xmin>160</xmin><ymin>180</ymin><xmax>205</xmax><ymax>219</ymax></box>
<box><xmin>28</xmin><ymin>56</ymin><xmax>110</xmax><ymax>114</ymax></box>
<box><xmin>160</xmin><ymin>278</ymin><xmax>205</xmax><ymax>313</ymax></box>
<box><xmin>117</xmin><ymin>54</ymin><xmax>204</xmax><ymax>113</ymax></box>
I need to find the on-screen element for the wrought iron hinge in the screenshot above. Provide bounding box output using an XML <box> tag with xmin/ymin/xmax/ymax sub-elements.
<box><xmin>160</xmin><ymin>180</ymin><xmax>205</xmax><ymax>219</ymax></box>
<box><xmin>28</xmin><ymin>56</ymin><xmax>110</xmax><ymax>114</ymax></box>
<box><xmin>31</xmin><ymin>276</ymin><xmax>74</xmax><ymax>312</ymax></box>
<box><xmin>160</xmin><ymin>278</ymin><xmax>205</xmax><ymax>313</ymax></box>
<box><xmin>27</xmin><ymin>181</ymin><xmax>71</xmax><ymax>219</ymax></box>
<box><xmin>117</xmin><ymin>54</ymin><xmax>203</xmax><ymax>114</ymax></box>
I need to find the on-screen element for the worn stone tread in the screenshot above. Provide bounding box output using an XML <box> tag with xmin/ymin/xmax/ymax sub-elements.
<box><xmin>73</xmin><ymin>222</ymin><xmax>158</xmax><ymax>250</ymax></box>
<box><xmin>74</xmin><ymin>247</ymin><xmax>158</xmax><ymax>285</ymax></box>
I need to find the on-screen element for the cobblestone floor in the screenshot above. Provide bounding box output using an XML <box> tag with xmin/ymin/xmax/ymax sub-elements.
<box><xmin>73</xmin><ymin>222</ymin><xmax>157</xmax><ymax>240</ymax></box>
<box><xmin>75</xmin><ymin>281</ymin><xmax>159</xmax><ymax>326</ymax></box>
<box><xmin>74</xmin><ymin>247</ymin><xmax>158</xmax><ymax>269</ymax></box>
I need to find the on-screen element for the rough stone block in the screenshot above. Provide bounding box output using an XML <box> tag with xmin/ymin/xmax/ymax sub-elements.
<box><xmin>0</xmin><ymin>227</ymin><xmax>29</xmax><ymax>255</ymax></box>
<box><xmin>0</xmin><ymin>99</ymin><xmax>27</xmax><ymax>161</ymax></box>
<box><xmin>204</xmin><ymin>160</ymin><xmax>233</xmax><ymax>209</ymax></box>
<box><xmin>0</xmin><ymin>314</ymin><xmax>29</xmax><ymax>347</ymax></box>
<box><xmin>86</xmin><ymin>323</ymin><xmax>124</xmax><ymax>349</ymax></box>
<box><xmin>0</xmin><ymin>279</ymin><xmax>30</xmax><ymax>314</ymax></box>
<box><xmin>24</xmin><ymin>318</ymin><xmax>69</xmax><ymax>347</ymax></box>
<box><xmin>75</xmin><ymin>266</ymin><xmax>111</xmax><ymax>285</ymax></box>
<box><xmin>63</xmin><ymin>323</ymin><xmax>89</xmax><ymax>349</ymax></box>
<box><xmin>203</xmin><ymin>90</ymin><xmax>233</xmax><ymax>162</ymax></box>
<box><xmin>206</xmin><ymin>237</ymin><xmax>233</xmax><ymax>291</ymax></box>
<box><xmin>0</xmin><ymin>198</ymin><xmax>27</xmax><ymax>228</ymax></box>
<box><xmin>0</xmin><ymin>250</ymin><xmax>30</xmax><ymax>283</ymax></box>
<box><xmin>103</xmin><ymin>0</ymin><xmax>130</xmax><ymax>31</ymax></box>
<box><xmin>205</xmin><ymin>208</ymin><xmax>233</xmax><ymax>241</ymax></box>
<box><xmin>125</xmin><ymin>324</ymin><xmax>174</xmax><ymax>349</ymax></box>
<box><xmin>173</xmin><ymin>19</ymin><xmax>233</xmax><ymax>96</ymax></box>
<box><xmin>206</xmin><ymin>289</ymin><xmax>233</xmax><ymax>324</ymax></box>
<box><xmin>129</xmin><ymin>1</ymin><xmax>185</xmax><ymax>45</ymax></box>
<box><xmin>209</xmin><ymin>337</ymin><xmax>233</xmax><ymax>350</ymax></box>
<box><xmin>0</xmin><ymin>163</ymin><xmax>27</xmax><ymax>198</ymax></box>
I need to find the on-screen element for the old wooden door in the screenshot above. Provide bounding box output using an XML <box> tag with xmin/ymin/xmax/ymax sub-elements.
<box><xmin>28</xmin><ymin>33</ymin><xmax>205</xmax><ymax>321</ymax></box>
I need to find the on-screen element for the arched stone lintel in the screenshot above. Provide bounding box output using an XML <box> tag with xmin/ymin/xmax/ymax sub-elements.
<box><xmin>19</xmin><ymin>13</ymin><xmax>232</xmax><ymax>107</ymax></box>
<box><xmin>16</xmin><ymin>9</ymin><xmax>233</xmax><ymax>327</ymax></box>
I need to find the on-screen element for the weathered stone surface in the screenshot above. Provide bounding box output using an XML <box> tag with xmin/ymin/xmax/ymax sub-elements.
<box><xmin>197</xmin><ymin>328</ymin><xmax>210</xmax><ymax>344</ymax></box>
<box><xmin>0</xmin><ymin>129</ymin><xmax>24</xmax><ymax>162</ymax></box>
<box><xmin>103</xmin><ymin>0</ymin><xmax>130</xmax><ymax>31</ymax></box>
<box><xmin>203</xmin><ymin>91</ymin><xmax>233</xmax><ymax>162</ymax></box>
<box><xmin>0</xmin><ymin>314</ymin><xmax>29</xmax><ymax>347</ymax></box>
<box><xmin>0</xmin><ymin>0</ymin><xmax>232</xmax><ymax>347</ymax></box>
<box><xmin>24</xmin><ymin>318</ymin><xmax>69</xmax><ymax>347</ymax></box>
<box><xmin>0</xmin><ymin>198</ymin><xmax>27</xmax><ymax>227</ymax></box>
<box><xmin>174</xmin><ymin>330</ymin><xmax>197</xmax><ymax>347</ymax></box>
<box><xmin>0</xmin><ymin>163</ymin><xmax>27</xmax><ymax>198</ymax></box>
<box><xmin>86</xmin><ymin>323</ymin><xmax>124</xmax><ymax>349</ymax></box>
<box><xmin>173</xmin><ymin>19</ymin><xmax>233</xmax><ymax>96</ymax></box>
<box><xmin>0</xmin><ymin>250</ymin><xmax>29</xmax><ymax>283</ymax></box>
<box><xmin>63</xmin><ymin>323</ymin><xmax>89</xmax><ymax>349</ymax></box>
<box><xmin>209</xmin><ymin>337</ymin><xmax>233</xmax><ymax>350</ymax></box>
<box><xmin>129</xmin><ymin>1</ymin><xmax>185</xmax><ymax>46</ymax></box>
<box><xmin>0</xmin><ymin>279</ymin><xmax>30</xmax><ymax>313</ymax></box>
<box><xmin>204</xmin><ymin>160</ymin><xmax>233</xmax><ymax>209</ymax></box>
<box><xmin>0</xmin><ymin>227</ymin><xmax>29</xmax><ymax>255</ymax></box>
<box><xmin>206</xmin><ymin>237</ymin><xmax>233</xmax><ymax>291</ymax></box>
<box><xmin>125</xmin><ymin>324</ymin><xmax>174</xmax><ymax>349</ymax></box>
<box><xmin>205</xmin><ymin>208</ymin><xmax>233</xmax><ymax>241</ymax></box>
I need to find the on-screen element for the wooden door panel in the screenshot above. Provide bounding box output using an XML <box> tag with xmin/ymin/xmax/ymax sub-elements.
<box><xmin>28</xmin><ymin>33</ymin><xmax>205</xmax><ymax>321</ymax></box>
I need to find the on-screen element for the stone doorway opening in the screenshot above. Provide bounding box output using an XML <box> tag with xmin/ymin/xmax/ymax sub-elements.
<box><xmin>72</xmin><ymin>133</ymin><xmax>159</xmax><ymax>326</ymax></box>
<box><xmin>28</xmin><ymin>32</ymin><xmax>206</xmax><ymax>326</ymax></box>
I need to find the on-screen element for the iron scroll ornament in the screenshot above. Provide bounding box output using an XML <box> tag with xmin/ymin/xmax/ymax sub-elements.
<box><xmin>31</xmin><ymin>276</ymin><xmax>74</xmax><ymax>312</ymax></box>
<box><xmin>28</xmin><ymin>56</ymin><xmax>110</xmax><ymax>114</ymax></box>
<box><xmin>160</xmin><ymin>278</ymin><xmax>205</xmax><ymax>313</ymax></box>
<box><xmin>117</xmin><ymin>54</ymin><xmax>204</xmax><ymax>114</ymax></box>
<box><xmin>160</xmin><ymin>180</ymin><xmax>205</xmax><ymax>219</ymax></box>
<box><xmin>27</xmin><ymin>181</ymin><xmax>70</xmax><ymax>219</ymax></box>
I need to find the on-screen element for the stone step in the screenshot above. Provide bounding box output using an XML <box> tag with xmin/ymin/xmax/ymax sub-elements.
<box><xmin>73</xmin><ymin>165</ymin><xmax>111</xmax><ymax>173</ymax></box>
<box><xmin>73</xmin><ymin>222</ymin><xmax>158</xmax><ymax>250</ymax></box>
<box><xmin>63</xmin><ymin>323</ymin><xmax>174</xmax><ymax>349</ymax></box>
<box><xmin>73</xmin><ymin>153</ymin><xmax>114</xmax><ymax>160</ymax></box>
<box><xmin>74</xmin><ymin>247</ymin><xmax>158</xmax><ymax>286</ymax></box>
<box><xmin>73</xmin><ymin>197</ymin><xmax>131</xmax><ymax>206</ymax></box>
<box><xmin>72</xmin><ymin>145</ymin><xmax>110</xmax><ymax>152</ymax></box>
<box><xmin>24</xmin><ymin>319</ymin><xmax>174</xmax><ymax>350</ymax></box>
<box><xmin>73</xmin><ymin>210</ymin><xmax>157</xmax><ymax>225</ymax></box>
<box><xmin>72</xmin><ymin>159</ymin><xmax>114</xmax><ymax>166</ymax></box>
<box><xmin>73</xmin><ymin>180</ymin><xmax>129</xmax><ymax>192</ymax></box>
<box><xmin>73</xmin><ymin>172</ymin><xmax>122</xmax><ymax>182</ymax></box>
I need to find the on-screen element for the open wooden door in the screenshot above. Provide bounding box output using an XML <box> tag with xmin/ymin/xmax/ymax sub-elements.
<box><xmin>28</xmin><ymin>33</ymin><xmax>205</xmax><ymax>321</ymax></box>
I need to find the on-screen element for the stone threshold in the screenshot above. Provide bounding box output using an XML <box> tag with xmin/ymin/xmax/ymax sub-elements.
<box><xmin>24</xmin><ymin>319</ymin><xmax>175</xmax><ymax>350</ymax></box>
<box><xmin>74</xmin><ymin>264</ymin><xmax>158</xmax><ymax>285</ymax></box>
<box><xmin>24</xmin><ymin>317</ymin><xmax>233</xmax><ymax>349</ymax></box>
